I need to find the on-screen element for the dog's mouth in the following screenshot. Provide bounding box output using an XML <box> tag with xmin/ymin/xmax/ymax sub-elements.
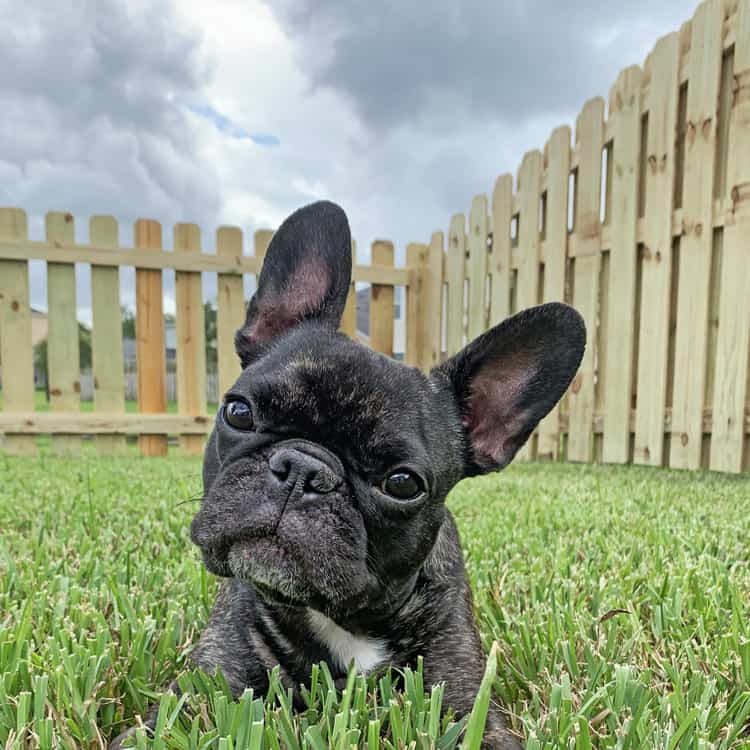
<box><xmin>190</xmin><ymin>472</ymin><xmax>380</xmax><ymax>614</ymax></box>
<box><xmin>225</xmin><ymin>536</ymin><xmax>314</xmax><ymax>604</ymax></box>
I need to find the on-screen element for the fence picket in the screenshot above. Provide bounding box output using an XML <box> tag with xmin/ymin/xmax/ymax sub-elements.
<box><xmin>135</xmin><ymin>219</ymin><xmax>167</xmax><ymax>456</ymax></box>
<box><xmin>341</xmin><ymin>240</ymin><xmax>358</xmax><ymax>338</ymax></box>
<box><xmin>489</xmin><ymin>175</ymin><xmax>513</xmax><ymax>327</ymax></box>
<box><xmin>602</xmin><ymin>67</ymin><xmax>643</xmax><ymax>464</ymax></box>
<box><xmin>445</xmin><ymin>215</ymin><xmax>467</xmax><ymax>358</ymax></box>
<box><xmin>217</xmin><ymin>227</ymin><xmax>245</xmax><ymax>398</ymax></box>
<box><xmin>538</xmin><ymin>127</ymin><xmax>572</xmax><ymax>460</ymax></box>
<box><xmin>46</xmin><ymin>212</ymin><xmax>81</xmax><ymax>456</ymax></box>
<box><xmin>421</xmin><ymin>232</ymin><xmax>444</xmax><ymax>370</ymax></box>
<box><xmin>254</xmin><ymin>229</ymin><xmax>273</xmax><ymax>263</ymax></box>
<box><xmin>671</xmin><ymin>0</ymin><xmax>724</xmax><ymax>469</ymax></box>
<box><xmin>175</xmin><ymin>223</ymin><xmax>207</xmax><ymax>455</ymax></box>
<box><xmin>0</xmin><ymin>208</ymin><xmax>36</xmax><ymax>455</ymax></box>
<box><xmin>515</xmin><ymin>151</ymin><xmax>544</xmax><ymax>460</ymax></box>
<box><xmin>467</xmin><ymin>196</ymin><xmax>489</xmax><ymax>341</ymax></box>
<box><xmin>405</xmin><ymin>243</ymin><xmax>427</xmax><ymax>369</ymax></box>
<box><xmin>634</xmin><ymin>34</ymin><xmax>681</xmax><ymax>466</ymax></box>
<box><xmin>711</xmin><ymin>0</ymin><xmax>750</xmax><ymax>472</ymax></box>
<box><xmin>370</xmin><ymin>241</ymin><xmax>395</xmax><ymax>357</ymax></box>
<box><xmin>567</xmin><ymin>99</ymin><xmax>605</xmax><ymax>463</ymax></box>
<box><xmin>90</xmin><ymin>216</ymin><xmax>126</xmax><ymax>455</ymax></box>
<box><xmin>516</xmin><ymin>151</ymin><xmax>544</xmax><ymax>313</ymax></box>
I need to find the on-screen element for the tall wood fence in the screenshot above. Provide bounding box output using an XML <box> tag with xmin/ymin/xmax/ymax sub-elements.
<box><xmin>424</xmin><ymin>0</ymin><xmax>750</xmax><ymax>475</ymax></box>
<box><xmin>0</xmin><ymin>0</ymin><xmax>748</xmax><ymax>473</ymax></box>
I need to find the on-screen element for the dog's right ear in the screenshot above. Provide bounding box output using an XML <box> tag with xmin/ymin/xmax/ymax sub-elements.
<box><xmin>235</xmin><ymin>201</ymin><xmax>353</xmax><ymax>367</ymax></box>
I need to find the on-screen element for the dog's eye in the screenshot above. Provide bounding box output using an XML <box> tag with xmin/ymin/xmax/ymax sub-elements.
<box><xmin>381</xmin><ymin>469</ymin><xmax>424</xmax><ymax>500</ymax></box>
<box><xmin>224</xmin><ymin>399</ymin><xmax>254</xmax><ymax>430</ymax></box>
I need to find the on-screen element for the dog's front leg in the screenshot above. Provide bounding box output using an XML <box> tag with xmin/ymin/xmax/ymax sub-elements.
<box><xmin>419</xmin><ymin>630</ymin><xmax>523</xmax><ymax>750</ymax></box>
<box><xmin>108</xmin><ymin>681</ymin><xmax>181</xmax><ymax>750</ymax></box>
<box><xmin>108</xmin><ymin>584</ymin><xmax>248</xmax><ymax>749</ymax></box>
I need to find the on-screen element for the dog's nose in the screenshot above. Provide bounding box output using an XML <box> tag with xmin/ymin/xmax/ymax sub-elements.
<box><xmin>268</xmin><ymin>448</ymin><xmax>341</xmax><ymax>495</ymax></box>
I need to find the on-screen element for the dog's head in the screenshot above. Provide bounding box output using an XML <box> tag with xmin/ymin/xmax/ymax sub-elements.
<box><xmin>190</xmin><ymin>201</ymin><xmax>585</xmax><ymax>619</ymax></box>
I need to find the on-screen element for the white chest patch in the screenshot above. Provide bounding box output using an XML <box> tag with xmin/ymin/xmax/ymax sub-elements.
<box><xmin>307</xmin><ymin>609</ymin><xmax>391</xmax><ymax>673</ymax></box>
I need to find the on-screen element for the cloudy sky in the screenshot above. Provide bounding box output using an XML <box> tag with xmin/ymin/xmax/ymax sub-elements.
<box><xmin>1</xmin><ymin>0</ymin><xmax>695</xmax><ymax>322</ymax></box>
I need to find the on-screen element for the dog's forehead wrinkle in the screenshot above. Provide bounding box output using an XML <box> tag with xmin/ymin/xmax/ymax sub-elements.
<box><xmin>258</xmin><ymin>343</ymin><xmax>429</xmax><ymax>420</ymax></box>
<box><xmin>287</xmin><ymin>354</ymin><xmax>335</xmax><ymax>374</ymax></box>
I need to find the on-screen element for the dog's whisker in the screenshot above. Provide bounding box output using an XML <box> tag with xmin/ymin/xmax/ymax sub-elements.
<box><xmin>175</xmin><ymin>495</ymin><xmax>205</xmax><ymax>508</ymax></box>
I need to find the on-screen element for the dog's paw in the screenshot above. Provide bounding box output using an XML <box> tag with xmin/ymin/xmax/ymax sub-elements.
<box><xmin>108</xmin><ymin>722</ymin><xmax>156</xmax><ymax>750</ymax></box>
<box><xmin>108</xmin><ymin>726</ymin><xmax>136</xmax><ymax>750</ymax></box>
<box><xmin>481</xmin><ymin>732</ymin><xmax>524</xmax><ymax>750</ymax></box>
<box><xmin>479</xmin><ymin>720</ymin><xmax>524</xmax><ymax>750</ymax></box>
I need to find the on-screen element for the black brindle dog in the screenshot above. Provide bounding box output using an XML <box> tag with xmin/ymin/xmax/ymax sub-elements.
<box><xmin>111</xmin><ymin>200</ymin><xmax>585</xmax><ymax>749</ymax></box>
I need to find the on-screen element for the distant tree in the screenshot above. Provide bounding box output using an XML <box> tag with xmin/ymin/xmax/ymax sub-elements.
<box><xmin>205</xmin><ymin>301</ymin><xmax>217</xmax><ymax>370</ymax></box>
<box><xmin>34</xmin><ymin>324</ymin><xmax>92</xmax><ymax>394</ymax></box>
<box><xmin>118</xmin><ymin>302</ymin><xmax>220</xmax><ymax>369</ymax></box>
<box><xmin>121</xmin><ymin>306</ymin><xmax>136</xmax><ymax>339</ymax></box>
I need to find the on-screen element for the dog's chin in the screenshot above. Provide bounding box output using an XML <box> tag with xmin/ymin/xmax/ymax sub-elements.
<box><xmin>198</xmin><ymin>533</ymin><xmax>382</xmax><ymax>617</ymax></box>
<box><xmin>226</xmin><ymin>538</ymin><xmax>313</xmax><ymax>605</ymax></box>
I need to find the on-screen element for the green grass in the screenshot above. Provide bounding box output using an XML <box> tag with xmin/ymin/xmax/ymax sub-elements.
<box><xmin>1</xmin><ymin>457</ymin><xmax>749</xmax><ymax>748</ymax></box>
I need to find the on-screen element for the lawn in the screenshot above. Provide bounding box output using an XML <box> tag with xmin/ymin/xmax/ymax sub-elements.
<box><xmin>1</xmin><ymin>456</ymin><xmax>749</xmax><ymax>749</ymax></box>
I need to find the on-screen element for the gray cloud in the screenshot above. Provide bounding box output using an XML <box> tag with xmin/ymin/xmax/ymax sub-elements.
<box><xmin>252</xmin><ymin>0</ymin><xmax>695</xmax><ymax>267</ymax></box>
<box><xmin>265</xmin><ymin>0</ymin><xmax>692</xmax><ymax>133</ymax></box>
<box><xmin>0</xmin><ymin>0</ymin><xmax>221</xmax><ymax>234</ymax></box>
<box><xmin>0</xmin><ymin>0</ymin><xmax>224</xmax><ymax>318</ymax></box>
<box><xmin>0</xmin><ymin>0</ymin><xmax>699</xmax><ymax>324</ymax></box>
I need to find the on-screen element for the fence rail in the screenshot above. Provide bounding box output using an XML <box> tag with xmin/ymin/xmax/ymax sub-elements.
<box><xmin>1</xmin><ymin>0</ymin><xmax>749</xmax><ymax>472</ymax></box>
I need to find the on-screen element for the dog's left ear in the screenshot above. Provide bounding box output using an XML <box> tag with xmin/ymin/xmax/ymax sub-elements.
<box><xmin>432</xmin><ymin>302</ymin><xmax>586</xmax><ymax>475</ymax></box>
<box><xmin>235</xmin><ymin>200</ymin><xmax>353</xmax><ymax>367</ymax></box>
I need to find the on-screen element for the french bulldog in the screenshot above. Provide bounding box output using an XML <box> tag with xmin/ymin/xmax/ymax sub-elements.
<box><xmin>110</xmin><ymin>200</ymin><xmax>585</xmax><ymax>749</ymax></box>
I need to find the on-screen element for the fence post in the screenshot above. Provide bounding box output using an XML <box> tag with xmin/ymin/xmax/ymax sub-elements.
<box><xmin>175</xmin><ymin>223</ymin><xmax>207</xmax><ymax>455</ymax></box>
<box><xmin>135</xmin><ymin>219</ymin><xmax>167</xmax><ymax>456</ymax></box>
<box><xmin>46</xmin><ymin>212</ymin><xmax>81</xmax><ymax>456</ymax></box>
<box><xmin>90</xmin><ymin>215</ymin><xmax>126</xmax><ymax>455</ymax></box>
<box><xmin>0</xmin><ymin>208</ymin><xmax>36</xmax><ymax>456</ymax></box>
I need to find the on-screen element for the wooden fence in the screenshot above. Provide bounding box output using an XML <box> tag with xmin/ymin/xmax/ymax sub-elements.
<box><xmin>426</xmin><ymin>0</ymin><xmax>750</xmax><ymax>475</ymax></box>
<box><xmin>0</xmin><ymin>0</ymin><xmax>748</xmax><ymax>472</ymax></box>
<box><xmin>0</xmin><ymin>218</ymin><xmax>407</xmax><ymax>457</ymax></box>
